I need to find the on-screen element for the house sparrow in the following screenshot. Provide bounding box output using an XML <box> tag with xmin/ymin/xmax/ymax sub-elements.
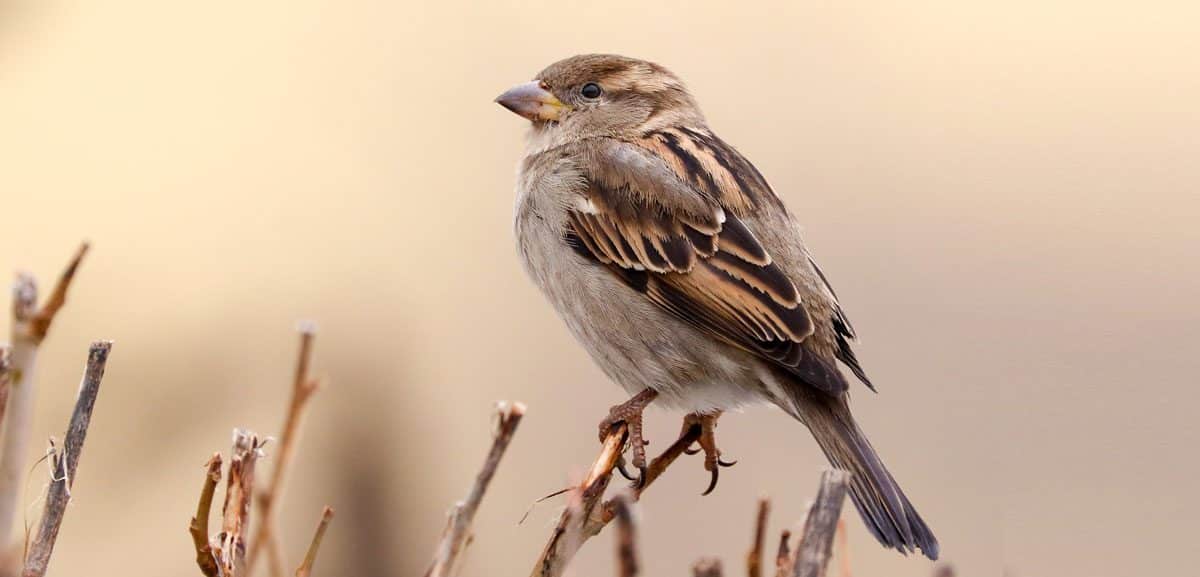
<box><xmin>497</xmin><ymin>54</ymin><xmax>938</xmax><ymax>560</ymax></box>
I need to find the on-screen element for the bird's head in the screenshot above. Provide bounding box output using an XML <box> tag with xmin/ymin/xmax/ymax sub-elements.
<box><xmin>496</xmin><ymin>54</ymin><xmax>703</xmax><ymax>145</ymax></box>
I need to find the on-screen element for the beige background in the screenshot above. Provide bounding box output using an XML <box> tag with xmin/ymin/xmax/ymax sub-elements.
<box><xmin>2</xmin><ymin>1</ymin><xmax>1198</xmax><ymax>575</ymax></box>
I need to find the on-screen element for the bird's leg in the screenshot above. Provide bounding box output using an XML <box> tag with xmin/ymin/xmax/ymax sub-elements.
<box><xmin>679</xmin><ymin>411</ymin><xmax>737</xmax><ymax>495</ymax></box>
<box><xmin>598</xmin><ymin>388</ymin><xmax>659</xmax><ymax>486</ymax></box>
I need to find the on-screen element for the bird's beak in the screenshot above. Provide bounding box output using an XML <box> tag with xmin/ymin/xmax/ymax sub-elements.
<box><xmin>495</xmin><ymin>80</ymin><xmax>568</xmax><ymax>122</ymax></box>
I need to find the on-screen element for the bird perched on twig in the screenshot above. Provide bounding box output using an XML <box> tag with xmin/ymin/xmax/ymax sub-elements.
<box><xmin>497</xmin><ymin>54</ymin><xmax>938</xmax><ymax>560</ymax></box>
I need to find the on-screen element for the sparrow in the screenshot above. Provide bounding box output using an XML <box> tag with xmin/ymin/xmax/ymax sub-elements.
<box><xmin>497</xmin><ymin>54</ymin><xmax>938</xmax><ymax>560</ymax></box>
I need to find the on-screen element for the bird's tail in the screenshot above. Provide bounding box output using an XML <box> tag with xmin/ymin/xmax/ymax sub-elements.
<box><xmin>787</xmin><ymin>394</ymin><xmax>939</xmax><ymax>560</ymax></box>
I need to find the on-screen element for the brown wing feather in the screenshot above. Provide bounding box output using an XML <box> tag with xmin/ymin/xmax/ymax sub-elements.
<box><xmin>564</xmin><ymin>137</ymin><xmax>852</xmax><ymax>392</ymax></box>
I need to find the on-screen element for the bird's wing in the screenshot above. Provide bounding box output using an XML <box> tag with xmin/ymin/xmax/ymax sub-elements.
<box><xmin>808</xmin><ymin>256</ymin><xmax>875</xmax><ymax>390</ymax></box>
<box><xmin>564</xmin><ymin>134</ymin><xmax>849</xmax><ymax>393</ymax></box>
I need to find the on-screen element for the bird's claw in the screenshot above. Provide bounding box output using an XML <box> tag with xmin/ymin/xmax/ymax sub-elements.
<box><xmin>702</xmin><ymin>467</ymin><xmax>720</xmax><ymax>496</ymax></box>
<box><xmin>615</xmin><ymin>455</ymin><xmax>649</xmax><ymax>488</ymax></box>
<box><xmin>679</xmin><ymin>411</ymin><xmax>735</xmax><ymax>495</ymax></box>
<box><xmin>615</xmin><ymin>457</ymin><xmax>638</xmax><ymax>482</ymax></box>
<box><xmin>598</xmin><ymin>389</ymin><xmax>658</xmax><ymax>488</ymax></box>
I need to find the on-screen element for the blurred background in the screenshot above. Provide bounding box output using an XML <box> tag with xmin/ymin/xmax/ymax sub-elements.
<box><xmin>1</xmin><ymin>0</ymin><xmax>1197</xmax><ymax>575</ymax></box>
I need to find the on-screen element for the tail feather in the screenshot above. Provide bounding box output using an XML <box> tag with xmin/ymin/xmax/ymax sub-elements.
<box><xmin>791</xmin><ymin>395</ymin><xmax>940</xmax><ymax>560</ymax></box>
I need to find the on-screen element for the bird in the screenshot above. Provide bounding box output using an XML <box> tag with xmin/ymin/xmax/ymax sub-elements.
<box><xmin>496</xmin><ymin>54</ymin><xmax>938</xmax><ymax>560</ymax></box>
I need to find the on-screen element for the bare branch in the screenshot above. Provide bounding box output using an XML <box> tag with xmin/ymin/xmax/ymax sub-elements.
<box><xmin>21</xmin><ymin>341</ymin><xmax>111</xmax><ymax>577</ymax></box>
<box><xmin>792</xmin><ymin>470</ymin><xmax>850</xmax><ymax>577</ymax></box>
<box><xmin>611</xmin><ymin>493</ymin><xmax>638</xmax><ymax>577</ymax></box>
<box><xmin>0</xmin><ymin>347</ymin><xmax>11</xmax><ymax>436</ymax></box>
<box><xmin>0</xmin><ymin>244</ymin><xmax>89</xmax><ymax>547</ymax></box>
<box><xmin>834</xmin><ymin>518</ymin><xmax>849</xmax><ymax>577</ymax></box>
<box><xmin>597</xmin><ymin>421</ymin><xmax>703</xmax><ymax>525</ymax></box>
<box><xmin>189</xmin><ymin>454</ymin><xmax>224</xmax><ymax>577</ymax></box>
<box><xmin>932</xmin><ymin>564</ymin><xmax>956</xmax><ymax>577</ymax></box>
<box><xmin>531</xmin><ymin>421</ymin><xmax>704</xmax><ymax>577</ymax></box>
<box><xmin>294</xmin><ymin>506</ymin><xmax>334</xmax><ymax>577</ymax></box>
<box><xmin>692</xmin><ymin>557</ymin><xmax>723</xmax><ymax>577</ymax></box>
<box><xmin>10</xmin><ymin>275</ymin><xmax>37</xmax><ymax>330</ymax></box>
<box><xmin>214</xmin><ymin>430</ymin><xmax>264</xmax><ymax>577</ymax></box>
<box><xmin>748</xmin><ymin>497</ymin><xmax>770</xmax><ymax>577</ymax></box>
<box><xmin>23</xmin><ymin>243</ymin><xmax>89</xmax><ymax>345</ymax></box>
<box><xmin>530</xmin><ymin>423</ymin><xmax>626</xmax><ymax>577</ymax></box>
<box><xmin>773</xmin><ymin>530</ymin><xmax>792</xmax><ymax>577</ymax></box>
<box><xmin>248</xmin><ymin>324</ymin><xmax>323</xmax><ymax>577</ymax></box>
<box><xmin>426</xmin><ymin>401</ymin><xmax>525</xmax><ymax>577</ymax></box>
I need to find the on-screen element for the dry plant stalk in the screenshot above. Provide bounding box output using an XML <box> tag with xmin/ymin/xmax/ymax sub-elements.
<box><xmin>0</xmin><ymin>243</ymin><xmax>88</xmax><ymax>547</ymax></box>
<box><xmin>294</xmin><ymin>506</ymin><xmax>334</xmax><ymax>577</ymax></box>
<box><xmin>932</xmin><ymin>564</ymin><xmax>956</xmax><ymax>577</ymax></box>
<box><xmin>531</xmin><ymin>421</ymin><xmax>704</xmax><ymax>577</ymax></box>
<box><xmin>789</xmin><ymin>470</ymin><xmax>850</xmax><ymax>577</ymax></box>
<box><xmin>247</xmin><ymin>324</ymin><xmax>323</xmax><ymax>577</ymax></box>
<box><xmin>189</xmin><ymin>454</ymin><xmax>225</xmax><ymax>577</ymax></box>
<box><xmin>531</xmin><ymin>424</ymin><xmax>627</xmax><ymax>577</ymax></box>
<box><xmin>0</xmin><ymin>348</ymin><xmax>11</xmax><ymax>435</ymax></box>
<box><xmin>213</xmin><ymin>430</ymin><xmax>264</xmax><ymax>577</ymax></box>
<box><xmin>747</xmin><ymin>497</ymin><xmax>770</xmax><ymax>577</ymax></box>
<box><xmin>773</xmin><ymin>530</ymin><xmax>793</xmax><ymax>577</ymax></box>
<box><xmin>611</xmin><ymin>493</ymin><xmax>638</xmax><ymax>577</ymax></box>
<box><xmin>426</xmin><ymin>401</ymin><xmax>525</xmax><ymax>577</ymax></box>
<box><xmin>21</xmin><ymin>341</ymin><xmax>111</xmax><ymax>577</ymax></box>
<box><xmin>692</xmin><ymin>557</ymin><xmax>723</xmax><ymax>577</ymax></box>
<box><xmin>834</xmin><ymin>519</ymin><xmax>849</xmax><ymax>577</ymax></box>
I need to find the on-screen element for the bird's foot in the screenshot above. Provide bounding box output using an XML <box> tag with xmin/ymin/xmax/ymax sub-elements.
<box><xmin>598</xmin><ymin>388</ymin><xmax>659</xmax><ymax>487</ymax></box>
<box><xmin>680</xmin><ymin>411</ymin><xmax>737</xmax><ymax>495</ymax></box>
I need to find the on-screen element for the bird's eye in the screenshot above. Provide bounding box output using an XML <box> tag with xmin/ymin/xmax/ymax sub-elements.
<box><xmin>580</xmin><ymin>82</ymin><xmax>603</xmax><ymax>99</ymax></box>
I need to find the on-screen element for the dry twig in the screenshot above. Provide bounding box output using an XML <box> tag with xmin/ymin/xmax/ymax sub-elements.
<box><xmin>531</xmin><ymin>421</ymin><xmax>704</xmax><ymax>577</ymax></box>
<box><xmin>791</xmin><ymin>470</ymin><xmax>850</xmax><ymax>577</ymax></box>
<box><xmin>834</xmin><ymin>518</ymin><xmax>850</xmax><ymax>577</ymax></box>
<box><xmin>0</xmin><ymin>243</ymin><xmax>89</xmax><ymax>547</ymax></box>
<box><xmin>294</xmin><ymin>506</ymin><xmax>334</xmax><ymax>577</ymax></box>
<box><xmin>748</xmin><ymin>497</ymin><xmax>770</xmax><ymax>577</ymax></box>
<box><xmin>932</xmin><ymin>564</ymin><xmax>955</xmax><ymax>577</ymax></box>
<box><xmin>213</xmin><ymin>430</ymin><xmax>264</xmax><ymax>577</ymax></box>
<box><xmin>773</xmin><ymin>530</ymin><xmax>792</xmax><ymax>577</ymax></box>
<box><xmin>0</xmin><ymin>348</ymin><xmax>11</xmax><ymax>436</ymax></box>
<box><xmin>426</xmin><ymin>402</ymin><xmax>525</xmax><ymax>577</ymax></box>
<box><xmin>248</xmin><ymin>324</ymin><xmax>323</xmax><ymax>577</ymax></box>
<box><xmin>531</xmin><ymin>424</ymin><xmax>627</xmax><ymax>577</ymax></box>
<box><xmin>10</xmin><ymin>243</ymin><xmax>89</xmax><ymax>346</ymax></box>
<box><xmin>692</xmin><ymin>557</ymin><xmax>723</xmax><ymax>577</ymax></box>
<box><xmin>611</xmin><ymin>493</ymin><xmax>638</xmax><ymax>577</ymax></box>
<box><xmin>189</xmin><ymin>454</ymin><xmax>224</xmax><ymax>577</ymax></box>
<box><xmin>21</xmin><ymin>341</ymin><xmax>111</xmax><ymax>577</ymax></box>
